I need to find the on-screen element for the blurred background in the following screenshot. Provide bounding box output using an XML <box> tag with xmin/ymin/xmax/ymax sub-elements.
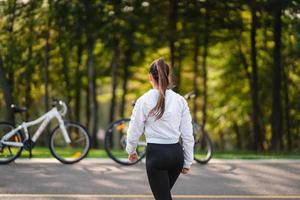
<box><xmin>0</xmin><ymin>0</ymin><xmax>299</xmax><ymax>153</ymax></box>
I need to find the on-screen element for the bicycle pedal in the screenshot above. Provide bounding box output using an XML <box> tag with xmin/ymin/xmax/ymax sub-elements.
<box><xmin>23</xmin><ymin>139</ymin><xmax>35</xmax><ymax>150</ymax></box>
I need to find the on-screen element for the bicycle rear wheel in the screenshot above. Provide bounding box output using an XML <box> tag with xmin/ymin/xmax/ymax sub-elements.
<box><xmin>49</xmin><ymin>121</ymin><xmax>91</xmax><ymax>164</ymax></box>
<box><xmin>193</xmin><ymin>123</ymin><xmax>213</xmax><ymax>164</ymax></box>
<box><xmin>0</xmin><ymin>122</ymin><xmax>23</xmax><ymax>164</ymax></box>
<box><xmin>104</xmin><ymin>118</ymin><xmax>146</xmax><ymax>165</ymax></box>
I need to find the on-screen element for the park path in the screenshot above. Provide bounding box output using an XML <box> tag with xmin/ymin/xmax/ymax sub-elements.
<box><xmin>0</xmin><ymin>159</ymin><xmax>299</xmax><ymax>200</ymax></box>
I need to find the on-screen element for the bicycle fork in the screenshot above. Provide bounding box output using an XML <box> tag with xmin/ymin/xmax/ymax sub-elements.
<box><xmin>55</xmin><ymin>114</ymin><xmax>71</xmax><ymax>144</ymax></box>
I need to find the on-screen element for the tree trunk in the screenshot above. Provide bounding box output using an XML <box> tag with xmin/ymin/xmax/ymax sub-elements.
<box><xmin>219</xmin><ymin>131</ymin><xmax>225</xmax><ymax>150</ymax></box>
<box><xmin>74</xmin><ymin>1</ymin><xmax>83</xmax><ymax>123</ymax></box>
<box><xmin>282</xmin><ymin>64</ymin><xmax>291</xmax><ymax>150</ymax></box>
<box><xmin>201</xmin><ymin>41</ymin><xmax>208</xmax><ymax>133</ymax></box>
<box><xmin>44</xmin><ymin>32</ymin><xmax>50</xmax><ymax>113</ymax></box>
<box><xmin>6</xmin><ymin>0</ymin><xmax>17</xmax><ymax>85</ymax></box>
<box><xmin>75</xmin><ymin>43</ymin><xmax>83</xmax><ymax>123</ymax></box>
<box><xmin>24</xmin><ymin>0</ymin><xmax>36</xmax><ymax>121</ymax></box>
<box><xmin>237</xmin><ymin>38</ymin><xmax>251</xmax><ymax>80</ymax></box>
<box><xmin>85</xmin><ymin>85</ymin><xmax>90</xmax><ymax>129</ymax></box>
<box><xmin>44</xmin><ymin>0</ymin><xmax>52</xmax><ymax>113</ymax></box>
<box><xmin>177</xmin><ymin>42</ymin><xmax>183</xmax><ymax>93</ymax></box>
<box><xmin>87</xmin><ymin>35</ymin><xmax>98</xmax><ymax>148</ymax></box>
<box><xmin>193</xmin><ymin>36</ymin><xmax>199</xmax><ymax>121</ymax></box>
<box><xmin>201</xmin><ymin>3</ymin><xmax>209</xmax><ymax>133</ymax></box>
<box><xmin>250</xmin><ymin>3</ymin><xmax>264</xmax><ymax>151</ymax></box>
<box><xmin>59</xmin><ymin>44</ymin><xmax>72</xmax><ymax>119</ymax></box>
<box><xmin>168</xmin><ymin>0</ymin><xmax>178</xmax><ymax>91</ymax></box>
<box><xmin>109</xmin><ymin>39</ymin><xmax>120</xmax><ymax>123</ymax></box>
<box><xmin>271</xmin><ymin>1</ymin><xmax>283</xmax><ymax>151</ymax></box>
<box><xmin>0</xmin><ymin>56</ymin><xmax>15</xmax><ymax>123</ymax></box>
<box><xmin>63</xmin><ymin>54</ymin><xmax>72</xmax><ymax>118</ymax></box>
<box><xmin>234</xmin><ymin>122</ymin><xmax>242</xmax><ymax>150</ymax></box>
<box><xmin>25</xmin><ymin>39</ymin><xmax>33</xmax><ymax>121</ymax></box>
<box><xmin>1</xmin><ymin>0</ymin><xmax>18</xmax><ymax>124</ymax></box>
<box><xmin>120</xmin><ymin>46</ymin><xmax>132</xmax><ymax>118</ymax></box>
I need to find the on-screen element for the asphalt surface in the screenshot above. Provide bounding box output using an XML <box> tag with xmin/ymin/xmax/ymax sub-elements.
<box><xmin>0</xmin><ymin>159</ymin><xmax>300</xmax><ymax>200</ymax></box>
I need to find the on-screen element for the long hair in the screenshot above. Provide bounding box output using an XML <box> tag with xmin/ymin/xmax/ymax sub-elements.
<box><xmin>148</xmin><ymin>58</ymin><xmax>171</xmax><ymax>120</ymax></box>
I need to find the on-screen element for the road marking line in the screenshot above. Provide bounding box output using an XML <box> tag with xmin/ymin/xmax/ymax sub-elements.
<box><xmin>1</xmin><ymin>194</ymin><xmax>300</xmax><ymax>199</ymax></box>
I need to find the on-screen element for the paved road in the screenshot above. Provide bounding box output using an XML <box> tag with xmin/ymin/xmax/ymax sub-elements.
<box><xmin>0</xmin><ymin>159</ymin><xmax>300</xmax><ymax>200</ymax></box>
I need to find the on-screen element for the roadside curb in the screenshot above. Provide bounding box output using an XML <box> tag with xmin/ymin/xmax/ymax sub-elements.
<box><xmin>209</xmin><ymin>159</ymin><xmax>300</xmax><ymax>164</ymax></box>
<box><xmin>14</xmin><ymin>158</ymin><xmax>300</xmax><ymax>164</ymax></box>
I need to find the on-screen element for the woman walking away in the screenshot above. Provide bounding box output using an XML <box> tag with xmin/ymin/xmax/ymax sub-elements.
<box><xmin>126</xmin><ymin>58</ymin><xmax>194</xmax><ymax>200</ymax></box>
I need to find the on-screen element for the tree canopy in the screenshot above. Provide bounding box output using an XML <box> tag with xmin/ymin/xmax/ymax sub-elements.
<box><xmin>0</xmin><ymin>0</ymin><xmax>299</xmax><ymax>151</ymax></box>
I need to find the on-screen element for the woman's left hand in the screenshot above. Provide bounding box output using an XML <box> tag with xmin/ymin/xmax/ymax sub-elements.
<box><xmin>181</xmin><ymin>168</ymin><xmax>190</xmax><ymax>174</ymax></box>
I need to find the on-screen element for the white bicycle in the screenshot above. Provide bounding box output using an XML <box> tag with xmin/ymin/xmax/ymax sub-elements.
<box><xmin>0</xmin><ymin>99</ymin><xmax>91</xmax><ymax>164</ymax></box>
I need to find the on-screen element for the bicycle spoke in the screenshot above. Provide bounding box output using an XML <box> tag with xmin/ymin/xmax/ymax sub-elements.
<box><xmin>50</xmin><ymin>121</ymin><xmax>90</xmax><ymax>164</ymax></box>
<box><xmin>73</xmin><ymin>137</ymin><xmax>86</xmax><ymax>144</ymax></box>
<box><xmin>0</xmin><ymin>122</ymin><xmax>23</xmax><ymax>164</ymax></box>
<box><xmin>8</xmin><ymin>146</ymin><xmax>13</xmax><ymax>156</ymax></box>
<box><xmin>0</xmin><ymin>146</ymin><xmax>4</xmax><ymax>153</ymax></box>
<box><xmin>104</xmin><ymin>118</ymin><xmax>146</xmax><ymax>165</ymax></box>
<box><xmin>193</xmin><ymin>123</ymin><xmax>213</xmax><ymax>164</ymax></box>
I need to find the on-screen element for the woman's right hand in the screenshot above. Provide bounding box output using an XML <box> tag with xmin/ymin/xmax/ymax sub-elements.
<box><xmin>128</xmin><ymin>152</ymin><xmax>138</xmax><ymax>162</ymax></box>
<box><xmin>181</xmin><ymin>168</ymin><xmax>190</xmax><ymax>174</ymax></box>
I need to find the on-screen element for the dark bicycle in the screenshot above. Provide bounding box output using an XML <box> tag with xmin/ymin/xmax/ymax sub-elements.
<box><xmin>104</xmin><ymin>92</ymin><xmax>213</xmax><ymax>165</ymax></box>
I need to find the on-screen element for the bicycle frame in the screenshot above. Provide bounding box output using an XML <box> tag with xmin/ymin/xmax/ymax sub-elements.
<box><xmin>0</xmin><ymin>106</ymin><xmax>71</xmax><ymax>148</ymax></box>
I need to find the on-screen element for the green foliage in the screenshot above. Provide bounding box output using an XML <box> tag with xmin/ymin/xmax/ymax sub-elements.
<box><xmin>0</xmin><ymin>0</ymin><xmax>299</xmax><ymax>151</ymax></box>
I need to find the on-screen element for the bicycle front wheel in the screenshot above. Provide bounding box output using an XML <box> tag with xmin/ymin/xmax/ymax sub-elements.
<box><xmin>49</xmin><ymin>121</ymin><xmax>91</xmax><ymax>164</ymax></box>
<box><xmin>0</xmin><ymin>122</ymin><xmax>23</xmax><ymax>164</ymax></box>
<box><xmin>104</xmin><ymin>118</ymin><xmax>146</xmax><ymax>165</ymax></box>
<box><xmin>193</xmin><ymin>123</ymin><xmax>213</xmax><ymax>164</ymax></box>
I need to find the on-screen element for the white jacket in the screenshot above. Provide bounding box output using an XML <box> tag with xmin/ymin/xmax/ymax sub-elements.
<box><xmin>126</xmin><ymin>88</ymin><xmax>194</xmax><ymax>168</ymax></box>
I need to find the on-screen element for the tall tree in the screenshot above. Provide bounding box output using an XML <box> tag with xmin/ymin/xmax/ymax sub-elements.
<box><xmin>74</xmin><ymin>43</ymin><xmax>83</xmax><ymax>123</ymax></box>
<box><xmin>0</xmin><ymin>0</ymin><xmax>18</xmax><ymax>124</ymax></box>
<box><xmin>120</xmin><ymin>43</ymin><xmax>133</xmax><ymax>117</ymax></box>
<box><xmin>74</xmin><ymin>1</ymin><xmax>84</xmax><ymax>123</ymax></box>
<box><xmin>271</xmin><ymin>0</ymin><xmax>283</xmax><ymax>150</ymax></box>
<box><xmin>250</xmin><ymin>2</ymin><xmax>264</xmax><ymax>150</ymax></box>
<box><xmin>43</xmin><ymin>0</ymin><xmax>53</xmax><ymax>113</ymax></box>
<box><xmin>193</xmin><ymin>36</ymin><xmax>200</xmax><ymax>121</ymax></box>
<box><xmin>0</xmin><ymin>55</ymin><xmax>15</xmax><ymax>123</ymax></box>
<box><xmin>84</xmin><ymin>1</ymin><xmax>99</xmax><ymax>147</ymax></box>
<box><xmin>24</xmin><ymin>1</ymin><xmax>36</xmax><ymax>121</ymax></box>
<box><xmin>201</xmin><ymin>0</ymin><xmax>210</xmax><ymax>133</ymax></box>
<box><xmin>87</xmin><ymin>35</ymin><xmax>98</xmax><ymax>147</ymax></box>
<box><xmin>168</xmin><ymin>0</ymin><xmax>179</xmax><ymax>90</ymax></box>
<box><xmin>282</xmin><ymin>64</ymin><xmax>291</xmax><ymax>150</ymax></box>
<box><xmin>109</xmin><ymin>39</ymin><xmax>120</xmax><ymax>123</ymax></box>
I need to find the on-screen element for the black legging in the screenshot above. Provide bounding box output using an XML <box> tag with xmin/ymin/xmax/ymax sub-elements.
<box><xmin>146</xmin><ymin>142</ymin><xmax>184</xmax><ymax>200</ymax></box>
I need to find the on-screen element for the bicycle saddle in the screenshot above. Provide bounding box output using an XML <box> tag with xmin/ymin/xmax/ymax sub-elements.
<box><xmin>11</xmin><ymin>104</ymin><xmax>28</xmax><ymax>113</ymax></box>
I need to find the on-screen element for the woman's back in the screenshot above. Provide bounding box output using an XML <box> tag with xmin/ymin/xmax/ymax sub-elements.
<box><xmin>137</xmin><ymin>88</ymin><xmax>188</xmax><ymax>144</ymax></box>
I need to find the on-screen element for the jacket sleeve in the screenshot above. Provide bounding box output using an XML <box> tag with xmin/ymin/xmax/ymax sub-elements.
<box><xmin>179</xmin><ymin>98</ymin><xmax>195</xmax><ymax>168</ymax></box>
<box><xmin>126</xmin><ymin>98</ymin><xmax>146</xmax><ymax>154</ymax></box>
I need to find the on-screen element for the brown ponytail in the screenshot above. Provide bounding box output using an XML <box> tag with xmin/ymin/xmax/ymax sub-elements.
<box><xmin>149</xmin><ymin>58</ymin><xmax>171</xmax><ymax>120</ymax></box>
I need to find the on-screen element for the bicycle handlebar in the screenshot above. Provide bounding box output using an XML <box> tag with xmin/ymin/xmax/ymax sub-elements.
<box><xmin>52</xmin><ymin>99</ymin><xmax>67</xmax><ymax>116</ymax></box>
<box><xmin>183</xmin><ymin>91</ymin><xmax>196</xmax><ymax>100</ymax></box>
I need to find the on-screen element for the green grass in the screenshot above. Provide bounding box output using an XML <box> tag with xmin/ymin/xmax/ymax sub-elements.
<box><xmin>20</xmin><ymin>147</ymin><xmax>300</xmax><ymax>159</ymax></box>
<box><xmin>20</xmin><ymin>147</ymin><xmax>109</xmax><ymax>158</ymax></box>
<box><xmin>212</xmin><ymin>151</ymin><xmax>300</xmax><ymax>159</ymax></box>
